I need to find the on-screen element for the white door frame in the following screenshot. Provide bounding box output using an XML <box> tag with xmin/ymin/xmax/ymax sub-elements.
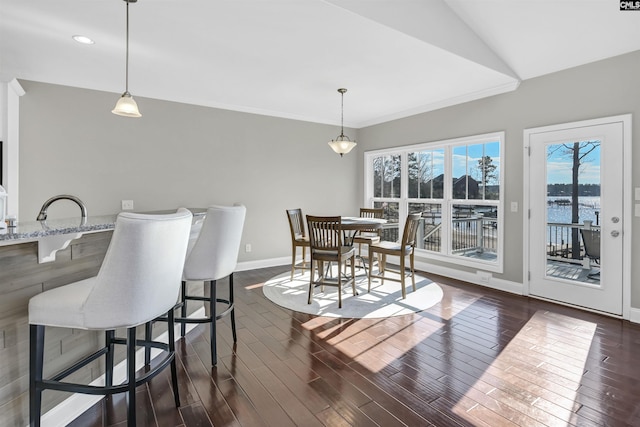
<box><xmin>523</xmin><ymin>114</ymin><xmax>632</xmax><ymax>319</ymax></box>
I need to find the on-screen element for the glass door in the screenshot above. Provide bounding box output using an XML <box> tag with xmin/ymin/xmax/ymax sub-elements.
<box><xmin>526</xmin><ymin>119</ymin><xmax>624</xmax><ymax>315</ymax></box>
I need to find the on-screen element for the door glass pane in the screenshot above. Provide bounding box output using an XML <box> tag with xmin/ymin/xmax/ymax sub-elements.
<box><xmin>545</xmin><ymin>141</ymin><xmax>601</xmax><ymax>283</ymax></box>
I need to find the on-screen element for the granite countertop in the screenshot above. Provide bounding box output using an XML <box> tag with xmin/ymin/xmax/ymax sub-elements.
<box><xmin>0</xmin><ymin>215</ymin><xmax>117</xmax><ymax>243</ymax></box>
<box><xmin>0</xmin><ymin>208</ymin><xmax>206</xmax><ymax>244</ymax></box>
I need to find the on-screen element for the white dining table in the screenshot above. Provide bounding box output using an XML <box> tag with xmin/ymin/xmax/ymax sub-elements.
<box><xmin>340</xmin><ymin>216</ymin><xmax>386</xmax><ymax>246</ymax></box>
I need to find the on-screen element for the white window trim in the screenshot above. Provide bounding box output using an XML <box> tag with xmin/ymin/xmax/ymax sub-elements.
<box><xmin>364</xmin><ymin>131</ymin><xmax>505</xmax><ymax>274</ymax></box>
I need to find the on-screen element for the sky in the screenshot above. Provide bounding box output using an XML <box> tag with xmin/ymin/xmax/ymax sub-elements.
<box><xmin>546</xmin><ymin>141</ymin><xmax>601</xmax><ymax>185</ymax></box>
<box><xmin>452</xmin><ymin>141</ymin><xmax>501</xmax><ymax>184</ymax></box>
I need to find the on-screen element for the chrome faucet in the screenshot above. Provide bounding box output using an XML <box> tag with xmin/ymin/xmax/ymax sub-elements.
<box><xmin>36</xmin><ymin>195</ymin><xmax>88</xmax><ymax>221</ymax></box>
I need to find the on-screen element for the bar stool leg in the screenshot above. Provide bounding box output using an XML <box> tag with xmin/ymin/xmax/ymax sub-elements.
<box><xmin>180</xmin><ymin>281</ymin><xmax>187</xmax><ymax>337</ymax></box>
<box><xmin>167</xmin><ymin>309</ymin><xmax>181</xmax><ymax>407</ymax></box>
<box><xmin>105</xmin><ymin>330</ymin><xmax>115</xmax><ymax>387</ymax></box>
<box><xmin>29</xmin><ymin>324</ymin><xmax>44</xmax><ymax>427</ymax></box>
<box><xmin>143</xmin><ymin>323</ymin><xmax>152</xmax><ymax>366</ymax></box>
<box><xmin>229</xmin><ymin>273</ymin><xmax>237</xmax><ymax>343</ymax></box>
<box><xmin>126</xmin><ymin>327</ymin><xmax>137</xmax><ymax>427</ymax></box>
<box><xmin>210</xmin><ymin>280</ymin><xmax>218</xmax><ymax>366</ymax></box>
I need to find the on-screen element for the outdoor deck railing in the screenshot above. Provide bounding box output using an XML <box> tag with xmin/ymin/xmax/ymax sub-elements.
<box><xmin>546</xmin><ymin>221</ymin><xmax>599</xmax><ymax>264</ymax></box>
<box><xmin>378</xmin><ymin>215</ymin><xmax>597</xmax><ymax>266</ymax></box>
<box><xmin>450</xmin><ymin>216</ymin><xmax>497</xmax><ymax>255</ymax></box>
<box><xmin>379</xmin><ymin>215</ymin><xmax>497</xmax><ymax>254</ymax></box>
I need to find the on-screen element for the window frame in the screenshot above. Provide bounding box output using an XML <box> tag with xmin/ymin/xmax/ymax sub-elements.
<box><xmin>364</xmin><ymin>131</ymin><xmax>505</xmax><ymax>273</ymax></box>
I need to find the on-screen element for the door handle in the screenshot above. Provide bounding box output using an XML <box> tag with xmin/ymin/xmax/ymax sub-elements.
<box><xmin>611</xmin><ymin>217</ymin><xmax>620</xmax><ymax>223</ymax></box>
<box><xmin>611</xmin><ymin>230</ymin><xmax>620</xmax><ymax>237</ymax></box>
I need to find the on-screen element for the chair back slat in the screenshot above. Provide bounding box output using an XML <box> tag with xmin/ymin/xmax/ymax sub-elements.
<box><xmin>368</xmin><ymin>212</ymin><xmax>420</xmax><ymax>299</ymax></box>
<box><xmin>403</xmin><ymin>213</ymin><xmax>422</xmax><ymax>248</ymax></box>
<box><xmin>306</xmin><ymin>215</ymin><xmax>342</xmax><ymax>251</ymax></box>
<box><xmin>287</xmin><ymin>208</ymin><xmax>307</xmax><ymax>239</ymax></box>
<box><xmin>359</xmin><ymin>207</ymin><xmax>384</xmax><ymax>235</ymax></box>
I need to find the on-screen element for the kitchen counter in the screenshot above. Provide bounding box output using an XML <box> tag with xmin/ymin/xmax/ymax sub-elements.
<box><xmin>0</xmin><ymin>208</ymin><xmax>206</xmax><ymax>247</ymax></box>
<box><xmin>0</xmin><ymin>215</ymin><xmax>117</xmax><ymax>244</ymax></box>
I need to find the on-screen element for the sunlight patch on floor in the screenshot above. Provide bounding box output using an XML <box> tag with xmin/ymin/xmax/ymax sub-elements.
<box><xmin>431</xmin><ymin>291</ymin><xmax>483</xmax><ymax>321</ymax></box>
<box><xmin>301</xmin><ymin>313</ymin><xmax>448</xmax><ymax>373</ymax></box>
<box><xmin>244</xmin><ymin>281</ymin><xmax>265</xmax><ymax>290</ymax></box>
<box><xmin>453</xmin><ymin>310</ymin><xmax>597</xmax><ymax>425</ymax></box>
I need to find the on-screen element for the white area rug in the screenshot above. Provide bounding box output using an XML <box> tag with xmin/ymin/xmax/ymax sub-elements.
<box><xmin>263</xmin><ymin>269</ymin><xmax>444</xmax><ymax>318</ymax></box>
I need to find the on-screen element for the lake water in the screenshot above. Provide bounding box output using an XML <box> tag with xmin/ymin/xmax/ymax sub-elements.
<box><xmin>547</xmin><ymin>196</ymin><xmax>601</xmax><ymax>225</ymax></box>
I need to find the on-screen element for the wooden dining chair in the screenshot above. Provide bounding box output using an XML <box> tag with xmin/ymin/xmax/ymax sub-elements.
<box><xmin>286</xmin><ymin>208</ymin><xmax>311</xmax><ymax>280</ymax></box>
<box><xmin>352</xmin><ymin>207</ymin><xmax>384</xmax><ymax>271</ymax></box>
<box><xmin>368</xmin><ymin>213</ymin><xmax>422</xmax><ymax>299</ymax></box>
<box><xmin>306</xmin><ymin>215</ymin><xmax>356</xmax><ymax>308</ymax></box>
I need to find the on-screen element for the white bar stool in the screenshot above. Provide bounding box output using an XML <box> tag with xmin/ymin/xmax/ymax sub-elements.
<box><xmin>148</xmin><ymin>205</ymin><xmax>246</xmax><ymax>367</ymax></box>
<box><xmin>28</xmin><ymin>209</ymin><xmax>193</xmax><ymax>427</ymax></box>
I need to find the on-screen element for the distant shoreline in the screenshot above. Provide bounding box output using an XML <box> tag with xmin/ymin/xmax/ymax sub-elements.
<box><xmin>547</xmin><ymin>196</ymin><xmax>600</xmax><ymax>225</ymax></box>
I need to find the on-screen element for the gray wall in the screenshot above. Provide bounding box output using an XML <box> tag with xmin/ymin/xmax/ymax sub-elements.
<box><xmin>18</xmin><ymin>80</ymin><xmax>360</xmax><ymax>264</ymax></box>
<box><xmin>355</xmin><ymin>49</ymin><xmax>640</xmax><ymax>306</ymax></box>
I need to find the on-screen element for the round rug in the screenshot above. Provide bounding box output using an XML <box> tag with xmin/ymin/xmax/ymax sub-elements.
<box><xmin>262</xmin><ymin>269</ymin><xmax>444</xmax><ymax>318</ymax></box>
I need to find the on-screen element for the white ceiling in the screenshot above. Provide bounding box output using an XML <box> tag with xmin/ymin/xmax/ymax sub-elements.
<box><xmin>1</xmin><ymin>0</ymin><xmax>639</xmax><ymax>128</ymax></box>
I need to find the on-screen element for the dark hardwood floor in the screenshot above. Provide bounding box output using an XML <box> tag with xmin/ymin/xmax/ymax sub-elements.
<box><xmin>69</xmin><ymin>265</ymin><xmax>640</xmax><ymax>426</ymax></box>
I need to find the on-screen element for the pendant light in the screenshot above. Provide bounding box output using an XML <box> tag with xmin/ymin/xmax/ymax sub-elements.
<box><xmin>112</xmin><ymin>0</ymin><xmax>141</xmax><ymax>118</ymax></box>
<box><xmin>328</xmin><ymin>88</ymin><xmax>356</xmax><ymax>157</ymax></box>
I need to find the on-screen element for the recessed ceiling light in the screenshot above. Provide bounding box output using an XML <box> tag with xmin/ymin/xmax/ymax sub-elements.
<box><xmin>72</xmin><ymin>35</ymin><xmax>95</xmax><ymax>45</ymax></box>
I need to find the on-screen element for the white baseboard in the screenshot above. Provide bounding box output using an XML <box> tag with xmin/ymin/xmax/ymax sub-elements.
<box><xmin>629</xmin><ymin>307</ymin><xmax>640</xmax><ymax>324</ymax></box>
<box><xmin>413</xmin><ymin>259</ymin><xmax>524</xmax><ymax>295</ymax></box>
<box><xmin>40</xmin><ymin>308</ymin><xmax>206</xmax><ymax>427</ymax></box>
<box><xmin>236</xmin><ymin>256</ymin><xmax>289</xmax><ymax>271</ymax></box>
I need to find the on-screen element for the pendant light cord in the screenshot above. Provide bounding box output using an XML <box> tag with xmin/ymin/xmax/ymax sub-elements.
<box><xmin>125</xmin><ymin>0</ymin><xmax>130</xmax><ymax>93</ymax></box>
<box><xmin>340</xmin><ymin>90</ymin><xmax>344</xmax><ymax>137</ymax></box>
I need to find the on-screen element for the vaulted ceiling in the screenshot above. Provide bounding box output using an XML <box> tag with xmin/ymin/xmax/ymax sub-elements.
<box><xmin>1</xmin><ymin>0</ymin><xmax>638</xmax><ymax>128</ymax></box>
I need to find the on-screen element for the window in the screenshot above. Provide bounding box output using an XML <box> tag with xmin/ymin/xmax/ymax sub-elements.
<box><xmin>365</xmin><ymin>132</ymin><xmax>504</xmax><ymax>272</ymax></box>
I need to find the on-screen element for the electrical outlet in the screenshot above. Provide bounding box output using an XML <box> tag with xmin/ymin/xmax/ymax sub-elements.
<box><xmin>245</xmin><ymin>243</ymin><xmax>252</xmax><ymax>253</ymax></box>
<box><xmin>121</xmin><ymin>200</ymin><xmax>134</xmax><ymax>210</ymax></box>
<box><xmin>477</xmin><ymin>271</ymin><xmax>492</xmax><ymax>284</ymax></box>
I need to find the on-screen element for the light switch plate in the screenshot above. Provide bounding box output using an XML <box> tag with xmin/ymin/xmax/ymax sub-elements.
<box><xmin>121</xmin><ymin>200</ymin><xmax>134</xmax><ymax>210</ymax></box>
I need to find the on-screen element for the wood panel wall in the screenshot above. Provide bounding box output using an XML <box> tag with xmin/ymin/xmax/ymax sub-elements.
<box><xmin>0</xmin><ymin>232</ymin><xmax>112</xmax><ymax>426</ymax></box>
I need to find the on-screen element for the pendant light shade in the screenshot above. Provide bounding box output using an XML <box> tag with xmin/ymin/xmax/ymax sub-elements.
<box><xmin>328</xmin><ymin>88</ymin><xmax>356</xmax><ymax>157</ymax></box>
<box><xmin>112</xmin><ymin>92</ymin><xmax>141</xmax><ymax>117</ymax></box>
<box><xmin>112</xmin><ymin>0</ymin><xmax>141</xmax><ymax>118</ymax></box>
<box><xmin>328</xmin><ymin>135</ymin><xmax>357</xmax><ymax>156</ymax></box>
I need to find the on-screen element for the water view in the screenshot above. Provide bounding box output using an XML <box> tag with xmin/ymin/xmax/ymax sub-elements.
<box><xmin>547</xmin><ymin>196</ymin><xmax>601</xmax><ymax>225</ymax></box>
